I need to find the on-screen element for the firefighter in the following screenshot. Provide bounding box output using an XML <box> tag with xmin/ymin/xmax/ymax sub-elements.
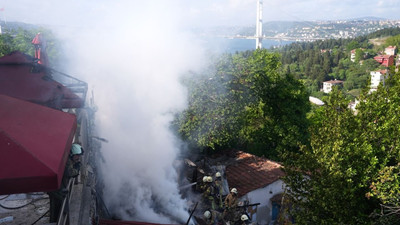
<box><xmin>203</xmin><ymin>176</ymin><xmax>216</xmax><ymax>210</ymax></box>
<box><xmin>223</xmin><ymin>188</ymin><xmax>239</xmax><ymax>222</ymax></box>
<box><xmin>65</xmin><ymin>143</ymin><xmax>84</xmax><ymax>182</ymax></box>
<box><xmin>238</xmin><ymin>214</ymin><xmax>249</xmax><ymax>225</ymax></box>
<box><xmin>199</xmin><ymin>176</ymin><xmax>209</xmax><ymax>192</ymax></box>
<box><xmin>203</xmin><ymin>210</ymin><xmax>220</xmax><ymax>225</ymax></box>
<box><xmin>48</xmin><ymin>143</ymin><xmax>84</xmax><ymax>222</ymax></box>
<box><xmin>214</xmin><ymin>172</ymin><xmax>223</xmax><ymax>210</ymax></box>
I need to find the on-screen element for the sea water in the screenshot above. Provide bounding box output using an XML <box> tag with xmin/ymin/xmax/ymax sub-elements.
<box><xmin>201</xmin><ymin>37</ymin><xmax>293</xmax><ymax>54</ymax></box>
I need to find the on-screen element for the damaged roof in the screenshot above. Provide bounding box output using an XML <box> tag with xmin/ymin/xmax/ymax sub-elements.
<box><xmin>225</xmin><ymin>151</ymin><xmax>284</xmax><ymax>197</ymax></box>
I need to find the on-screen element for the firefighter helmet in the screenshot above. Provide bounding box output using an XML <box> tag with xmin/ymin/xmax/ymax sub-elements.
<box><xmin>203</xmin><ymin>176</ymin><xmax>208</xmax><ymax>183</ymax></box>
<box><xmin>241</xmin><ymin>214</ymin><xmax>249</xmax><ymax>221</ymax></box>
<box><xmin>204</xmin><ymin>210</ymin><xmax>211</xmax><ymax>219</ymax></box>
<box><xmin>207</xmin><ymin>176</ymin><xmax>213</xmax><ymax>183</ymax></box>
<box><xmin>231</xmin><ymin>188</ymin><xmax>238</xmax><ymax>194</ymax></box>
<box><xmin>215</xmin><ymin>172</ymin><xmax>221</xmax><ymax>178</ymax></box>
<box><xmin>71</xmin><ymin>143</ymin><xmax>83</xmax><ymax>155</ymax></box>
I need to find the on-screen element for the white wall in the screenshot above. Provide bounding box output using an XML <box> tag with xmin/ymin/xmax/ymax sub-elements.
<box><xmin>370</xmin><ymin>71</ymin><xmax>385</xmax><ymax>89</ymax></box>
<box><xmin>323</xmin><ymin>82</ymin><xmax>332</xmax><ymax>93</ymax></box>
<box><xmin>240</xmin><ymin>180</ymin><xmax>285</xmax><ymax>225</ymax></box>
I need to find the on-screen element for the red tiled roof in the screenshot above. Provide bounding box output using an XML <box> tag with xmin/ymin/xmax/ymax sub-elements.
<box><xmin>225</xmin><ymin>151</ymin><xmax>284</xmax><ymax>197</ymax></box>
<box><xmin>374</xmin><ymin>55</ymin><xmax>393</xmax><ymax>60</ymax></box>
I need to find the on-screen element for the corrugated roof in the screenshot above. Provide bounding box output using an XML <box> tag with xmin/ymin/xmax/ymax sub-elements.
<box><xmin>225</xmin><ymin>151</ymin><xmax>284</xmax><ymax>197</ymax></box>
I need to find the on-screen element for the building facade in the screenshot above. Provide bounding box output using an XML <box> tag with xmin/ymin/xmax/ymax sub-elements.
<box><xmin>385</xmin><ymin>46</ymin><xmax>397</xmax><ymax>56</ymax></box>
<box><xmin>370</xmin><ymin>69</ymin><xmax>388</xmax><ymax>89</ymax></box>
<box><xmin>225</xmin><ymin>151</ymin><xmax>285</xmax><ymax>225</ymax></box>
<box><xmin>322</xmin><ymin>80</ymin><xmax>344</xmax><ymax>93</ymax></box>
<box><xmin>374</xmin><ymin>55</ymin><xmax>394</xmax><ymax>67</ymax></box>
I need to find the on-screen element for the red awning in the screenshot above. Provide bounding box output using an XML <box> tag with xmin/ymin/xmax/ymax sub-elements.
<box><xmin>0</xmin><ymin>51</ymin><xmax>84</xmax><ymax>109</ymax></box>
<box><xmin>0</xmin><ymin>95</ymin><xmax>77</xmax><ymax>194</ymax></box>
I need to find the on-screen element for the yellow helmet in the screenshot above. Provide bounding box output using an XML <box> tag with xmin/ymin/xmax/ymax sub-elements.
<box><xmin>241</xmin><ymin>214</ymin><xmax>249</xmax><ymax>221</ymax></box>
<box><xmin>203</xmin><ymin>176</ymin><xmax>208</xmax><ymax>183</ymax></box>
<box><xmin>207</xmin><ymin>176</ymin><xmax>213</xmax><ymax>183</ymax></box>
<box><xmin>215</xmin><ymin>172</ymin><xmax>221</xmax><ymax>178</ymax></box>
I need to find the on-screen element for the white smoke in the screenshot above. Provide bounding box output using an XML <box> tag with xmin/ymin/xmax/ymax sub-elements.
<box><xmin>1</xmin><ymin>0</ymin><xmax>206</xmax><ymax>223</ymax></box>
<box><xmin>60</xmin><ymin>2</ymin><xmax>206</xmax><ymax>223</ymax></box>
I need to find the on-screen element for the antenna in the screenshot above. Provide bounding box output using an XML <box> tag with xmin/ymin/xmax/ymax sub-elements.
<box><xmin>256</xmin><ymin>0</ymin><xmax>263</xmax><ymax>49</ymax></box>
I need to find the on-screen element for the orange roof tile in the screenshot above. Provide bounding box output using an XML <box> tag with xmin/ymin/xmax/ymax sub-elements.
<box><xmin>225</xmin><ymin>151</ymin><xmax>284</xmax><ymax>197</ymax></box>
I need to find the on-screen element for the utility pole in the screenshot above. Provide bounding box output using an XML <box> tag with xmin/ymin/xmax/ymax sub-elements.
<box><xmin>256</xmin><ymin>0</ymin><xmax>263</xmax><ymax>49</ymax></box>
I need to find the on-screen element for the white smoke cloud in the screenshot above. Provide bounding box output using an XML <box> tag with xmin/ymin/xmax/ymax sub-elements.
<box><xmin>1</xmin><ymin>0</ymin><xmax>206</xmax><ymax>223</ymax></box>
<box><xmin>59</xmin><ymin>2</ymin><xmax>206</xmax><ymax>223</ymax></box>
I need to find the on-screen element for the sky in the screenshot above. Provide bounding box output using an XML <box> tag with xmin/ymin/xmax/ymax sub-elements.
<box><xmin>0</xmin><ymin>0</ymin><xmax>400</xmax><ymax>28</ymax></box>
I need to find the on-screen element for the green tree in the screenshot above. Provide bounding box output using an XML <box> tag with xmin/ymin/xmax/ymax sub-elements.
<box><xmin>0</xmin><ymin>26</ymin><xmax>61</xmax><ymax>64</ymax></box>
<box><xmin>174</xmin><ymin>49</ymin><xmax>310</xmax><ymax>158</ymax></box>
<box><xmin>12</xmin><ymin>28</ymin><xmax>36</xmax><ymax>55</ymax></box>
<box><xmin>346</xmin><ymin>40</ymin><xmax>360</xmax><ymax>51</ymax></box>
<box><xmin>0</xmin><ymin>33</ymin><xmax>13</xmax><ymax>56</ymax></box>
<box><xmin>284</xmin><ymin>71</ymin><xmax>400</xmax><ymax>224</ymax></box>
<box><xmin>354</xmin><ymin>48</ymin><xmax>364</xmax><ymax>63</ymax></box>
<box><xmin>384</xmin><ymin>34</ymin><xmax>400</xmax><ymax>48</ymax></box>
<box><xmin>358</xmin><ymin>71</ymin><xmax>400</xmax><ymax>223</ymax></box>
<box><xmin>284</xmin><ymin>89</ymin><xmax>374</xmax><ymax>224</ymax></box>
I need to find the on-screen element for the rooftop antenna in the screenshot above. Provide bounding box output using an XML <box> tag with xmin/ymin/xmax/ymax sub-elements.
<box><xmin>256</xmin><ymin>0</ymin><xmax>263</xmax><ymax>49</ymax></box>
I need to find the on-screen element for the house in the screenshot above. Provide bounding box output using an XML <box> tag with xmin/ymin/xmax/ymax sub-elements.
<box><xmin>348</xmin><ymin>99</ymin><xmax>360</xmax><ymax>113</ymax></box>
<box><xmin>385</xmin><ymin>46</ymin><xmax>397</xmax><ymax>56</ymax></box>
<box><xmin>322</xmin><ymin>80</ymin><xmax>344</xmax><ymax>93</ymax></box>
<box><xmin>350</xmin><ymin>49</ymin><xmax>356</xmax><ymax>62</ymax></box>
<box><xmin>373</xmin><ymin>55</ymin><xmax>394</xmax><ymax>67</ymax></box>
<box><xmin>370</xmin><ymin>69</ymin><xmax>388</xmax><ymax>90</ymax></box>
<box><xmin>225</xmin><ymin>151</ymin><xmax>285</xmax><ymax>224</ymax></box>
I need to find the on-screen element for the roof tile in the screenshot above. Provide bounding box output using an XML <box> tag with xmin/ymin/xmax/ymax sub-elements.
<box><xmin>225</xmin><ymin>151</ymin><xmax>284</xmax><ymax>197</ymax></box>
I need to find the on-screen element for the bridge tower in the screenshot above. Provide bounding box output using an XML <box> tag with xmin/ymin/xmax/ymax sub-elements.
<box><xmin>256</xmin><ymin>0</ymin><xmax>263</xmax><ymax>49</ymax></box>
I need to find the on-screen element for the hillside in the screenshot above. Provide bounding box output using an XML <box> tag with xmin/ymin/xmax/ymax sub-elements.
<box><xmin>274</xmin><ymin>27</ymin><xmax>400</xmax><ymax>99</ymax></box>
<box><xmin>195</xmin><ymin>19</ymin><xmax>400</xmax><ymax>40</ymax></box>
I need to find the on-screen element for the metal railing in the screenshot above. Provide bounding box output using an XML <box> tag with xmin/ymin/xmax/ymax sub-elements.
<box><xmin>57</xmin><ymin>178</ymin><xmax>76</xmax><ymax>225</ymax></box>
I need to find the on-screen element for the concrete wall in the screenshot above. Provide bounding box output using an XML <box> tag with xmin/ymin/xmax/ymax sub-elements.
<box><xmin>240</xmin><ymin>180</ymin><xmax>285</xmax><ymax>225</ymax></box>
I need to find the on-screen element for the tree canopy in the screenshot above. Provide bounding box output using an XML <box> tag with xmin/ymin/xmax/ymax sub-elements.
<box><xmin>0</xmin><ymin>25</ymin><xmax>61</xmax><ymax>64</ymax></box>
<box><xmin>174</xmin><ymin>49</ymin><xmax>310</xmax><ymax>159</ymax></box>
<box><xmin>283</xmin><ymin>71</ymin><xmax>400</xmax><ymax>224</ymax></box>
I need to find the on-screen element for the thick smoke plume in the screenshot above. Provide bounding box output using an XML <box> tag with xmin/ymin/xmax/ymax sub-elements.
<box><xmin>2</xmin><ymin>0</ymin><xmax>206</xmax><ymax>223</ymax></box>
<box><xmin>62</xmin><ymin>2</ymin><xmax>205</xmax><ymax>223</ymax></box>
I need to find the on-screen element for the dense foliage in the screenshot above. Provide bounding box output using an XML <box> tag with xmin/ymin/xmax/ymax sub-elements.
<box><xmin>0</xmin><ymin>24</ymin><xmax>61</xmax><ymax>64</ymax></box>
<box><xmin>283</xmin><ymin>71</ymin><xmax>400</xmax><ymax>224</ymax></box>
<box><xmin>174</xmin><ymin>49</ymin><xmax>310</xmax><ymax>159</ymax></box>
